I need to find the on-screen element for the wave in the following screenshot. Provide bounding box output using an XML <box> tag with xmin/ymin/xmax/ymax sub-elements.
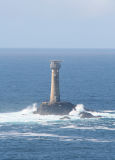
<box><xmin>103</xmin><ymin>110</ymin><xmax>115</xmax><ymax>113</ymax></box>
<box><xmin>20</xmin><ymin>103</ymin><xmax>38</xmax><ymax>114</ymax></box>
<box><xmin>60</xmin><ymin>125</ymin><xmax>115</xmax><ymax>131</ymax></box>
<box><xmin>69</xmin><ymin>104</ymin><xmax>86</xmax><ymax>116</ymax></box>
<box><xmin>0</xmin><ymin>131</ymin><xmax>114</xmax><ymax>143</ymax></box>
<box><xmin>69</xmin><ymin>104</ymin><xmax>115</xmax><ymax>119</ymax></box>
<box><xmin>0</xmin><ymin>103</ymin><xmax>115</xmax><ymax>123</ymax></box>
<box><xmin>0</xmin><ymin>103</ymin><xmax>62</xmax><ymax>123</ymax></box>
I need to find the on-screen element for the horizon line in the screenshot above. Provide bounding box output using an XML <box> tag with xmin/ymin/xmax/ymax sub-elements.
<box><xmin>0</xmin><ymin>48</ymin><xmax>115</xmax><ymax>50</ymax></box>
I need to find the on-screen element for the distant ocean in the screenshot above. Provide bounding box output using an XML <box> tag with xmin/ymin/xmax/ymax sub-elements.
<box><xmin>0</xmin><ymin>49</ymin><xmax>115</xmax><ymax>160</ymax></box>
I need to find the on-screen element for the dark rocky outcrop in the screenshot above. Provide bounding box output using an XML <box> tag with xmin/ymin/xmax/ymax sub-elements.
<box><xmin>80</xmin><ymin>112</ymin><xmax>101</xmax><ymax>118</ymax></box>
<box><xmin>36</xmin><ymin>102</ymin><xmax>75</xmax><ymax>115</ymax></box>
<box><xmin>79</xmin><ymin>112</ymin><xmax>94</xmax><ymax>118</ymax></box>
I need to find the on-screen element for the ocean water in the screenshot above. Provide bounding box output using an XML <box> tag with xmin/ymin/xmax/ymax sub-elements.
<box><xmin>0</xmin><ymin>49</ymin><xmax>115</xmax><ymax>160</ymax></box>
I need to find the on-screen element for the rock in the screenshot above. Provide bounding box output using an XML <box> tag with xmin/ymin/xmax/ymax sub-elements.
<box><xmin>36</xmin><ymin>101</ymin><xmax>75</xmax><ymax>115</ymax></box>
<box><xmin>60</xmin><ymin>116</ymin><xmax>71</xmax><ymax>120</ymax></box>
<box><xmin>79</xmin><ymin>112</ymin><xmax>94</xmax><ymax>118</ymax></box>
<box><xmin>79</xmin><ymin>112</ymin><xmax>101</xmax><ymax>118</ymax></box>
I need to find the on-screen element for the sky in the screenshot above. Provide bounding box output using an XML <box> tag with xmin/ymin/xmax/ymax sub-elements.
<box><xmin>0</xmin><ymin>0</ymin><xmax>115</xmax><ymax>48</ymax></box>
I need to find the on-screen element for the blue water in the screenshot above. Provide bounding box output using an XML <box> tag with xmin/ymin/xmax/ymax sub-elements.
<box><xmin>0</xmin><ymin>49</ymin><xmax>115</xmax><ymax>160</ymax></box>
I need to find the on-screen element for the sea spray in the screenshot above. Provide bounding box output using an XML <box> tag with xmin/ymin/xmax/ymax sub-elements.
<box><xmin>20</xmin><ymin>103</ymin><xmax>38</xmax><ymax>114</ymax></box>
<box><xmin>69</xmin><ymin>104</ymin><xmax>86</xmax><ymax>116</ymax></box>
<box><xmin>1</xmin><ymin>103</ymin><xmax>115</xmax><ymax>123</ymax></box>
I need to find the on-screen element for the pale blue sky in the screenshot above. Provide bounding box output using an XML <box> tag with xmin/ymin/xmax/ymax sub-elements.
<box><xmin>0</xmin><ymin>0</ymin><xmax>115</xmax><ymax>48</ymax></box>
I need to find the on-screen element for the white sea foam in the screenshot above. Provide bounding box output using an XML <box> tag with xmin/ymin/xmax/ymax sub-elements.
<box><xmin>69</xmin><ymin>104</ymin><xmax>115</xmax><ymax>119</ymax></box>
<box><xmin>60</xmin><ymin>125</ymin><xmax>115</xmax><ymax>130</ymax></box>
<box><xmin>0</xmin><ymin>132</ymin><xmax>61</xmax><ymax>138</ymax></box>
<box><xmin>0</xmin><ymin>103</ymin><xmax>62</xmax><ymax>123</ymax></box>
<box><xmin>84</xmin><ymin>138</ymin><xmax>113</xmax><ymax>143</ymax></box>
<box><xmin>0</xmin><ymin>103</ymin><xmax>115</xmax><ymax>123</ymax></box>
<box><xmin>61</xmin><ymin>138</ymin><xmax>113</xmax><ymax>143</ymax></box>
<box><xmin>103</xmin><ymin>110</ymin><xmax>115</xmax><ymax>113</ymax></box>
<box><xmin>0</xmin><ymin>131</ymin><xmax>113</xmax><ymax>143</ymax></box>
<box><xmin>69</xmin><ymin>104</ymin><xmax>85</xmax><ymax>116</ymax></box>
<box><xmin>0</xmin><ymin>131</ymin><xmax>69</xmax><ymax>141</ymax></box>
<box><xmin>90</xmin><ymin>111</ymin><xmax>115</xmax><ymax>118</ymax></box>
<box><xmin>20</xmin><ymin>103</ymin><xmax>38</xmax><ymax>114</ymax></box>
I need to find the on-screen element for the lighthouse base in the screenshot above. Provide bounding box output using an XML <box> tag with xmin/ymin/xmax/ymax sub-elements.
<box><xmin>36</xmin><ymin>102</ymin><xmax>75</xmax><ymax>115</ymax></box>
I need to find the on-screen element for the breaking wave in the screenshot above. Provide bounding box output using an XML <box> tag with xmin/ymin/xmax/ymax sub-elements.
<box><xmin>69</xmin><ymin>104</ymin><xmax>85</xmax><ymax>116</ymax></box>
<box><xmin>69</xmin><ymin>104</ymin><xmax>115</xmax><ymax>119</ymax></box>
<box><xmin>0</xmin><ymin>103</ymin><xmax>115</xmax><ymax>123</ymax></box>
<box><xmin>20</xmin><ymin>103</ymin><xmax>38</xmax><ymax>114</ymax></box>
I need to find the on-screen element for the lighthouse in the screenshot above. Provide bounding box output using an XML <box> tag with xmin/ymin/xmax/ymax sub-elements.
<box><xmin>50</xmin><ymin>60</ymin><xmax>61</xmax><ymax>103</ymax></box>
<box><xmin>37</xmin><ymin>60</ymin><xmax>75</xmax><ymax>115</ymax></box>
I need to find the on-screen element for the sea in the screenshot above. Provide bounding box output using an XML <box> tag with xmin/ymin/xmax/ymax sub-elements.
<box><xmin>0</xmin><ymin>48</ymin><xmax>115</xmax><ymax>160</ymax></box>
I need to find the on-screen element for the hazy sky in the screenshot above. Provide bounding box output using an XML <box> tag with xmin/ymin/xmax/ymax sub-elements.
<box><xmin>0</xmin><ymin>0</ymin><xmax>115</xmax><ymax>48</ymax></box>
